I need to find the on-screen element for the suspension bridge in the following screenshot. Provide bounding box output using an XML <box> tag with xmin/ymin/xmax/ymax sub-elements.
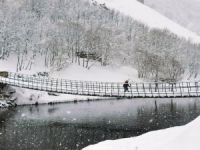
<box><xmin>0</xmin><ymin>72</ymin><xmax>200</xmax><ymax>98</ymax></box>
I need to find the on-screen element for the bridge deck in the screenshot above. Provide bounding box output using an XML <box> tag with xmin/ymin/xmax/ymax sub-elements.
<box><xmin>0</xmin><ymin>72</ymin><xmax>200</xmax><ymax>98</ymax></box>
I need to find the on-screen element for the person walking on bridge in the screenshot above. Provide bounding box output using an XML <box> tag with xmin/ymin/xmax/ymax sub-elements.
<box><xmin>123</xmin><ymin>80</ymin><xmax>130</xmax><ymax>92</ymax></box>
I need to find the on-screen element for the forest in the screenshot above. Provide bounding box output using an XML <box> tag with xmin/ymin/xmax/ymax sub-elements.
<box><xmin>0</xmin><ymin>0</ymin><xmax>200</xmax><ymax>82</ymax></box>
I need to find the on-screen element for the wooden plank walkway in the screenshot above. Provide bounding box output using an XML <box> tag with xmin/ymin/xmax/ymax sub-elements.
<box><xmin>0</xmin><ymin>72</ymin><xmax>200</xmax><ymax>98</ymax></box>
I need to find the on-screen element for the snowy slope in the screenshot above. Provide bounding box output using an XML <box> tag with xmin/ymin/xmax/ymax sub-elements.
<box><xmin>0</xmin><ymin>56</ymin><xmax>140</xmax><ymax>82</ymax></box>
<box><xmin>145</xmin><ymin>0</ymin><xmax>200</xmax><ymax>35</ymax></box>
<box><xmin>94</xmin><ymin>0</ymin><xmax>200</xmax><ymax>43</ymax></box>
<box><xmin>83</xmin><ymin>116</ymin><xmax>200</xmax><ymax>150</ymax></box>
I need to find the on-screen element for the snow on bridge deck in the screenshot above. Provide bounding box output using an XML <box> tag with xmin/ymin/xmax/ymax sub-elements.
<box><xmin>0</xmin><ymin>72</ymin><xmax>200</xmax><ymax>98</ymax></box>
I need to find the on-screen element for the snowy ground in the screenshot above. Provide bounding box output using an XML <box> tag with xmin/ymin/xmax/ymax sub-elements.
<box><xmin>0</xmin><ymin>55</ymin><xmax>140</xmax><ymax>82</ymax></box>
<box><xmin>83</xmin><ymin>116</ymin><xmax>200</xmax><ymax>150</ymax></box>
<box><xmin>13</xmin><ymin>87</ymin><xmax>101</xmax><ymax>105</ymax></box>
<box><xmin>51</xmin><ymin>64</ymin><xmax>140</xmax><ymax>82</ymax></box>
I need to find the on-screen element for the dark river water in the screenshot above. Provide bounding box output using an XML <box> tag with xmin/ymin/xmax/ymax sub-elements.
<box><xmin>0</xmin><ymin>98</ymin><xmax>200</xmax><ymax>150</ymax></box>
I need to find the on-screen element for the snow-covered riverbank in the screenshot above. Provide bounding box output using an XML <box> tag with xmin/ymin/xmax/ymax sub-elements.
<box><xmin>83</xmin><ymin>116</ymin><xmax>200</xmax><ymax>150</ymax></box>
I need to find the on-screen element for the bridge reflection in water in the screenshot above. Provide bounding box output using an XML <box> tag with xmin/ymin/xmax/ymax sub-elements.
<box><xmin>0</xmin><ymin>72</ymin><xmax>200</xmax><ymax>98</ymax></box>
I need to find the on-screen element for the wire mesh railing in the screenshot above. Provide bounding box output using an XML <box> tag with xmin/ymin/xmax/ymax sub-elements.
<box><xmin>0</xmin><ymin>72</ymin><xmax>200</xmax><ymax>98</ymax></box>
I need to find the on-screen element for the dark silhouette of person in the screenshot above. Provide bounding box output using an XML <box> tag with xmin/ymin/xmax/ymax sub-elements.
<box><xmin>123</xmin><ymin>80</ymin><xmax>130</xmax><ymax>92</ymax></box>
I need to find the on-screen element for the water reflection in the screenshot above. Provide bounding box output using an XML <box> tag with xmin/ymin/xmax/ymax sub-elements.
<box><xmin>0</xmin><ymin>98</ymin><xmax>200</xmax><ymax>150</ymax></box>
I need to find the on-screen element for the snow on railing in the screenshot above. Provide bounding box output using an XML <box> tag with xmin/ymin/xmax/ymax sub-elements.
<box><xmin>0</xmin><ymin>72</ymin><xmax>200</xmax><ymax>98</ymax></box>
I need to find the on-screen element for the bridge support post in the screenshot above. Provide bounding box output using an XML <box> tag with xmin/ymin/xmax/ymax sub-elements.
<box><xmin>136</xmin><ymin>83</ymin><xmax>139</xmax><ymax>97</ymax></box>
<box><xmin>195</xmin><ymin>82</ymin><xmax>199</xmax><ymax>97</ymax></box>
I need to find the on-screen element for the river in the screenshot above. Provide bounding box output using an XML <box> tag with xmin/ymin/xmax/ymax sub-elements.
<box><xmin>0</xmin><ymin>98</ymin><xmax>200</xmax><ymax>150</ymax></box>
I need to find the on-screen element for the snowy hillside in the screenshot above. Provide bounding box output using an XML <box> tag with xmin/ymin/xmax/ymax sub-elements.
<box><xmin>83</xmin><ymin>116</ymin><xmax>200</xmax><ymax>150</ymax></box>
<box><xmin>1</xmin><ymin>0</ymin><xmax>200</xmax><ymax>82</ymax></box>
<box><xmin>145</xmin><ymin>0</ymin><xmax>200</xmax><ymax>35</ymax></box>
<box><xmin>94</xmin><ymin>0</ymin><xmax>200</xmax><ymax>43</ymax></box>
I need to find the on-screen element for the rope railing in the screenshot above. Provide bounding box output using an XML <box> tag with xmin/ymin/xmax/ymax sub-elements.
<box><xmin>0</xmin><ymin>72</ymin><xmax>200</xmax><ymax>98</ymax></box>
